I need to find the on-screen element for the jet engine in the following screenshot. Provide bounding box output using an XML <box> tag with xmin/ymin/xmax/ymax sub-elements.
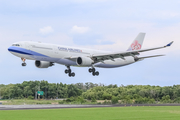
<box><xmin>76</xmin><ymin>57</ymin><xmax>94</xmax><ymax>66</ymax></box>
<box><xmin>35</xmin><ymin>61</ymin><xmax>54</xmax><ymax>68</ymax></box>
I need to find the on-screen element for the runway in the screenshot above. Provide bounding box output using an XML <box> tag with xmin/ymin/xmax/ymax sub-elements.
<box><xmin>0</xmin><ymin>104</ymin><xmax>112</xmax><ymax>110</ymax></box>
<box><xmin>1</xmin><ymin>104</ymin><xmax>180</xmax><ymax>110</ymax></box>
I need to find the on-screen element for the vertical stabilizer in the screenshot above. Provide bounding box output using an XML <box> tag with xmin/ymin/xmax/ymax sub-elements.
<box><xmin>127</xmin><ymin>33</ymin><xmax>146</xmax><ymax>51</ymax></box>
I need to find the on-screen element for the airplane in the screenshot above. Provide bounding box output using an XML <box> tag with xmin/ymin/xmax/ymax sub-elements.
<box><xmin>8</xmin><ymin>33</ymin><xmax>173</xmax><ymax>77</ymax></box>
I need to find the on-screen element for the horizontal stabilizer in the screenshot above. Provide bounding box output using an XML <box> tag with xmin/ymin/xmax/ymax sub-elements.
<box><xmin>138</xmin><ymin>55</ymin><xmax>165</xmax><ymax>59</ymax></box>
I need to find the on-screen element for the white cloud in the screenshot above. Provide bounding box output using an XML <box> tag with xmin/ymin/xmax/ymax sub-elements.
<box><xmin>71</xmin><ymin>25</ymin><xmax>89</xmax><ymax>34</ymax></box>
<box><xmin>39</xmin><ymin>26</ymin><xmax>54</xmax><ymax>35</ymax></box>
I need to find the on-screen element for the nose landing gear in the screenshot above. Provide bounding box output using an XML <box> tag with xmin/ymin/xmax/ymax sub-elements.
<box><xmin>21</xmin><ymin>58</ymin><xmax>27</xmax><ymax>66</ymax></box>
<box><xmin>89</xmin><ymin>67</ymin><xmax>99</xmax><ymax>76</ymax></box>
<box><xmin>65</xmin><ymin>66</ymin><xmax>75</xmax><ymax>77</ymax></box>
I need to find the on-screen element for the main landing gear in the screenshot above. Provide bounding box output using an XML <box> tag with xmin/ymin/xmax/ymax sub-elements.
<box><xmin>65</xmin><ymin>66</ymin><xmax>75</xmax><ymax>77</ymax></box>
<box><xmin>89</xmin><ymin>67</ymin><xmax>99</xmax><ymax>76</ymax></box>
<box><xmin>21</xmin><ymin>58</ymin><xmax>27</xmax><ymax>66</ymax></box>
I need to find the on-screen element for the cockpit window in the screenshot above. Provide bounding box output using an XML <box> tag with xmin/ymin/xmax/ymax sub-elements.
<box><xmin>12</xmin><ymin>44</ymin><xmax>20</xmax><ymax>46</ymax></box>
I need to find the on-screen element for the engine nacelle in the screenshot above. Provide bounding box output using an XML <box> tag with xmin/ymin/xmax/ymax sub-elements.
<box><xmin>35</xmin><ymin>61</ymin><xmax>54</xmax><ymax>68</ymax></box>
<box><xmin>76</xmin><ymin>57</ymin><xmax>94</xmax><ymax>66</ymax></box>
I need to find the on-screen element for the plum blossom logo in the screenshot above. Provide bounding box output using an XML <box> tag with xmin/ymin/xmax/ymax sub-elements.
<box><xmin>131</xmin><ymin>40</ymin><xmax>141</xmax><ymax>50</ymax></box>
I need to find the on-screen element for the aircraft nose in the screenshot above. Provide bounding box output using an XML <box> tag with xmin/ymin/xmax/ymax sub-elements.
<box><xmin>8</xmin><ymin>46</ymin><xmax>11</xmax><ymax>51</ymax></box>
<box><xmin>8</xmin><ymin>47</ymin><xmax>11</xmax><ymax>51</ymax></box>
<box><xmin>8</xmin><ymin>46</ymin><xmax>14</xmax><ymax>52</ymax></box>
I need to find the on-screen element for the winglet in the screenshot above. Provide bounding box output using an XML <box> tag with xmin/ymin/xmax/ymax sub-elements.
<box><xmin>166</xmin><ymin>41</ymin><xmax>174</xmax><ymax>47</ymax></box>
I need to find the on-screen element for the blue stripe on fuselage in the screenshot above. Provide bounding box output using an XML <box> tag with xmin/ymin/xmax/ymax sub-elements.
<box><xmin>8</xmin><ymin>46</ymin><xmax>48</xmax><ymax>57</ymax></box>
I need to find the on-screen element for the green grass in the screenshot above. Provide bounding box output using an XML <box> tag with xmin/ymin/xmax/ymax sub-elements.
<box><xmin>0</xmin><ymin>99</ymin><xmax>58</xmax><ymax>105</ymax></box>
<box><xmin>1</xmin><ymin>106</ymin><xmax>180</xmax><ymax>120</ymax></box>
<box><xmin>0</xmin><ymin>99</ymin><xmax>94</xmax><ymax>105</ymax></box>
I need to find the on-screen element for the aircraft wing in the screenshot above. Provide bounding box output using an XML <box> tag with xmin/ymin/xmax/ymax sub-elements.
<box><xmin>92</xmin><ymin>41</ymin><xmax>173</xmax><ymax>62</ymax></box>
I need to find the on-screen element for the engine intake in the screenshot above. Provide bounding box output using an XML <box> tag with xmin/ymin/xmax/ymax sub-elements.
<box><xmin>77</xmin><ymin>57</ymin><xmax>94</xmax><ymax>66</ymax></box>
<box><xmin>35</xmin><ymin>61</ymin><xmax>54</xmax><ymax>68</ymax></box>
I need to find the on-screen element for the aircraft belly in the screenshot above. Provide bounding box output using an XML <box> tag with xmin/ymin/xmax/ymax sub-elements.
<box><xmin>56</xmin><ymin>59</ymin><xmax>77</xmax><ymax>66</ymax></box>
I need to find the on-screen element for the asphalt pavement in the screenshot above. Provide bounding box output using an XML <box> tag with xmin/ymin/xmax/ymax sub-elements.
<box><xmin>1</xmin><ymin>104</ymin><xmax>180</xmax><ymax>110</ymax></box>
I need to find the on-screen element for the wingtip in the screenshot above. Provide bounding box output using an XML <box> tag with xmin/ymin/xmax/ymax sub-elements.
<box><xmin>166</xmin><ymin>41</ymin><xmax>174</xmax><ymax>47</ymax></box>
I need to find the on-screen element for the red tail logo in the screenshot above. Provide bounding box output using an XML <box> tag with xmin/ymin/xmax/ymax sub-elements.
<box><xmin>131</xmin><ymin>40</ymin><xmax>141</xmax><ymax>50</ymax></box>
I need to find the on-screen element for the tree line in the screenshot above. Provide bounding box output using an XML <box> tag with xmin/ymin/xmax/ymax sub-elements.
<box><xmin>1</xmin><ymin>81</ymin><xmax>180</xmax><ymax>104</ymax></box>
<box><xmin>0</xmin><ymin>80</ymin><xmax>100</xmax><ymax>99</ymax></box>
<box><xmin>82</xmin><ymin>84</ymin><xmax>180</xmax><ymax>103</ymax></box>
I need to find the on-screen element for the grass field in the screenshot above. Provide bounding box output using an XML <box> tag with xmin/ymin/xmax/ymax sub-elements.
<box><xmin>0</xmin><ymin>99</ymin><xmax>59</xmax><ymax>105</ymax></box>
<box><xmin>1</xmin><ymin>106</ymin><xmax>180</xmax><ymax>120</ymax></box>
<box><xmin>0</xmin><ymin>99</ymin><xmax>93</xmax><ymax>105</ymax></box>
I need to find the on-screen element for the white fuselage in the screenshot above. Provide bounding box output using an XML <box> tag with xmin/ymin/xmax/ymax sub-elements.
<box><xmin>8</xmin><ymin>41</ymin><xmax>136</xmax><ymax>68</ymax></box>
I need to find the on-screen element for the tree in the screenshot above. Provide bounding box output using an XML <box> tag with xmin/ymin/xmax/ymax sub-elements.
<box><xmin>161</xmin><ymin>95</ymin><xmax>171</xmax><ymax>103</ymax></box>
<box><xmin>67</xmin><ymin>84</ymin><xmax>82</xmax><ymax>98</ymax></box>
<box><xmin>102</xmin><ymin>92</ymin><xmax>112</xmax><ymax>100</ymax></box>
<box><xmin>111</xmin><ymin>96</ymin><xmax>119</xmax><ymax>104</ymax></box>
<box><xmin>24</xmin><ymin>86</ymin><xmax>33</xmax><ymax>98</ymax></box>
<box><xmin>91</xmin><ymin>97</ymin><xmax>97</xmax><ymax>103</ymax></box>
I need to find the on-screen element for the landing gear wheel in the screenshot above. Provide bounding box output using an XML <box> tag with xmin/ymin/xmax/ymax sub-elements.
<box><xmin>65</xmin><ymin>66</ymin><xmax>75</xmax><ymax>77</ymax></box>
<box><xmin>68</xmin><ymin>73</ymin><xmax>72</xmax><ymax>77</ymax></box>
<box><xmin>95</xmin><ymin>71</ymin><xmax>99</xmax><ymax>76</ymax></box>
<box><xmin>21</xmin><ymin>58</ymin><xmax>26</xmax><ymax>67</ymax></box>
<box><xmin>89</xmin><ymin>67</ymin><xmax>99</xmax><ymax>76</ymax></box>
<box><xmin>92</xmin><ymin>72</ymin><xmax>96</xmax><ymax>76</ymax></box>
<box><xmin>22</xmin><ymin>63</ymin><xmax>26</xmax><ymax>66</ymax></box>
<box><xmin>71</xmin><ymin>72</ymin><xmax>75</xmax><ymax>77</ymax></box>
<box><xmin>65</xmin><ymin>69</ymin><xmax>68</xmax><ymax>74</ymax></box>
<box><xmin>89</xmin><ymin>68</ymin><xmax>92</xmax><ymax>73</ymax></box>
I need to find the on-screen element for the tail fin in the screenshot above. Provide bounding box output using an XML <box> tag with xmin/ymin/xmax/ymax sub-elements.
<box><xmin>127</xmin><ymin>33</ymin><xmax>146</xmax><ymax>51</ymax></box>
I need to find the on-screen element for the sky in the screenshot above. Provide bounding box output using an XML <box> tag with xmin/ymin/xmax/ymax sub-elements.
<box><xmin>0</xmin><ymin>0</ymin><xmax>180</xmax><ymax>86</ymax></box>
